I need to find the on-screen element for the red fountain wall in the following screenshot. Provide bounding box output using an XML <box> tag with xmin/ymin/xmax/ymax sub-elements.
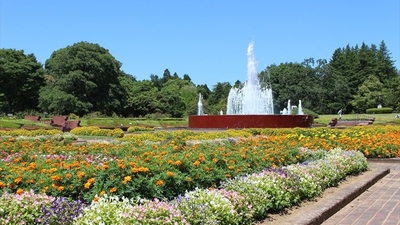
<box><xmin>188</xmin><ymin>115</ymin><xmax>314</xmax><ymax>129</ymax></box>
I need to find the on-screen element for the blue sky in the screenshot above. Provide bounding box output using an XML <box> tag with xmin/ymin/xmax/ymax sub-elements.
<box><xmin>1</xmin><ymin>0</ymin><xmax>399</xmax><ymax>88</ymax></box>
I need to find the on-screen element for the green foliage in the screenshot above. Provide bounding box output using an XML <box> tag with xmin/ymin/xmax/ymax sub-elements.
<box><xmin>39</xmin><ymin>42</ymin><xmax>126</xmax><ymax>116</ymax></box>
<box><xmin>127</xmin><ymin>126</ymin><xmax>155</xmax><ymax>132</ymax></box>
<box><xmin>2</xmin><ymin>40</ymin><xmax>399</xmax><ymax>118</ymax></box>
<box><xmin>351</xmin><ymin>75</ymin><xmax>385</xmax><ymax>113</ymax></box>
<box><xmin>0</xmin><ymin>49</ymin><xmax>45</xmax><ymax>114</ymax></box>
<box><xmin>70</xmin><ymin>126</ymin><xmax>124</xmax><ymax>138</ymax></box>
<box><xmin>366</xmin><ymin>107</ymin><xmax>393</xmax><ymax>114</ymax></box>
<box><xmin>0</xmin><ymin>190</ymin><xmax>54</xmax><ymax>224</ymax></box>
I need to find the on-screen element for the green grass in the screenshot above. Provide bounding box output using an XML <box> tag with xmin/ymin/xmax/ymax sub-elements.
<box><xmin>314</xmin><ymin>113</ymin><xmax>400</xmax><ymax>125</ymax></box>
<box><xmin>0</xmin><ymin>118</ymin><xmax>53</xmax><ymax>129</ymax></box>
<box><xmin>82</xmin><ymin>118</ymin><xmax>188</xmax><ymax>128</ymax></box>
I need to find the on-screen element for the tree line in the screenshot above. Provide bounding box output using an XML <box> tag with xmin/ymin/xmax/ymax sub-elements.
<box><xmin>0</xmin><ymin>41</ymin><xmax>399</xmax><ymax>118</ymax></box>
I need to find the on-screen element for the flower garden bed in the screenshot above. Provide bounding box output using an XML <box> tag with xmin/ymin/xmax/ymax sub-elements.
<box><xmin>0</xmin><ymin>125</ymin><xmax>399</xmax><ymax>224</ymax></box>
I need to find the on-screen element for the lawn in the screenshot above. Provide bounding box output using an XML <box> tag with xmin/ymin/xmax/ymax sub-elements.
<box><xmin>314</xmin><ymin>113</ymin><xmax>400</xmax><ymax>125</ymax></box>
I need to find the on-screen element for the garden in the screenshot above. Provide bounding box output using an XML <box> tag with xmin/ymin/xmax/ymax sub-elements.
<box><xmin>0</xmin><ymin>125</ymin><xmax>399</xmax><ymax>224</ymax></box>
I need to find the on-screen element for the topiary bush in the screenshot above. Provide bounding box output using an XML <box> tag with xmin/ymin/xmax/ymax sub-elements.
<box><xmin>366</xmin><ymin>107</ymin><xmax>393</xmax><ymax>114</ymax></box>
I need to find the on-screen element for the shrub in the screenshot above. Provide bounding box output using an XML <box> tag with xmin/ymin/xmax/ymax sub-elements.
<box><xmin>366</xmin><ymin>107</ymin><xmax>393</xmax><ymax>114</ymax></box>
<box><xmin>127</xmin><ymin>126</ymin><xmax>155</xmax><ymax>133</ymax></box>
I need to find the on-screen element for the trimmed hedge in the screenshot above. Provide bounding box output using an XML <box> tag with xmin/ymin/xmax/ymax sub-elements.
<box><xmin>70</xmin><ymin>126</ymin><xmax>124</xmax><ymax>138</ymax></box>
<box><xmin>366</xmin><ymin>107</ymin><xmax>393</xmax><ymax>114</ymax></box>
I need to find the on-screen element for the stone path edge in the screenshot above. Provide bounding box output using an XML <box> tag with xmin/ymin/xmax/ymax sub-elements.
<box><xmin>299</xmin><ymin>167</ymin><xmax>390</xmax><ymax>225</ymax></box>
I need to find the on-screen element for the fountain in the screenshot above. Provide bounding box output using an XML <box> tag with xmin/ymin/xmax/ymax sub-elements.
<box><xmin>298</xmin><ymin>100</ymin><xmax>304</xmax><ymax>115</ymax></box>
<box><xmin>197</xmin><ymin>93</ymin><xmax>204</xmax><ymax>115</ymax></box>
<box><xmin>226</xmin><ymin>42</ymin><xmax>274</xmax><ymax>115</ymax></box>
<box><xmin>188</xmin><ymin>42</ymin><xmax>313</xmax><ymax>129</ymax></box>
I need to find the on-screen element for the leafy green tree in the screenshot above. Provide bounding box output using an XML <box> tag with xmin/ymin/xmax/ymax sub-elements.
<box><xmin>118</xmin><ymin>72</ymin><xmax>137</xmax><ymax>117</ymax></box>
<box><xmin>158</xmin><ymin>79</ymin><xmax>186</xmax><ymax>117</ymax></box>
<box><xmin>207</xmin><ymin>82</ymin><xmax>232</xmax><ymax>114</ymax></box>
<box><xmin>262</xmin><ymin>59</ymin><xmax>323</xmax><ymax>114</ymax></box>
<box><xmin>39</xmin><ymin>42</ymin><xmax>125</xmax><ymax>116</ymax></box>
<box><xmin>125</xmin><ymin>80</ymin><xmax>161</xmax><ymax>117</ymax></box>
<box><xmin>0</xmin><ymin>49</ymin><xmax>45</xmax><ymax>113</ymax></box>
<box><xmin>383</xmin><ymin>75</ymin><xmax>400</xmax><ymax>112</ymax></box>
<box><xmin>351</xmin><ymin>75</ymin><xmax>384</xmax><ymax>113</ymax></box>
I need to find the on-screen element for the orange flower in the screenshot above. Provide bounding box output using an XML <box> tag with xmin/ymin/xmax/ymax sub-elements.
<box><xmin>186</xmin><ymin>177</ymin><xmax>192</xmax><ymax>182</ymax></box>
<box><xmin>51</xmin><ymin>175</ymin><xmax>62</xmax><ymax>181</ymax></box>
<box><xmin>57</xmin><ymin>186</ymin><xmax>65</xmax><ymax>192</ymax></box>
<box><xmin>138</xmin><ymin>167</ymin><xmax>149</xmax><ymax>172</ymax></box>
<box><xmin>131</xmin><ymin>167</ymin><xmax>139</xmax><ymax>173</ymax></box>
<box><xmin>193</xmin><ymin>160</ymin><xmax>200</xmax><ymax>167</ymax></box>
<box><xmin>84</xmin><ymin>182</ymin><xmax>91</xmax><ymax>189</ymax></box>
<box><xmin>100</xmin><ymin>190</ymin><xmax>106</xmax><ymax>196</ymax></box>
<box><xmin>228</xmin><ymin>165</ymin><xmax>234</xmax><ymax>170</ymax></box>
<box><xmin>167</xmin><ymin>160</ymin><xmax>173</xmax><ymax>165</ymax></box>
<box><xmin>110</xmin><ymin>187</ymin><xmax>117</xmax><ymax>193</ymax></box>
<box><xmin>173</xmin><ymin>145</ymin><xmax>179</xmax><ymax>150</ymax></box>
<box><xmin>167</xmin><ymin>171</ymin><xmax>174</xmax><ymax>177</ymax></box>
<box><xmin>14</xmin><ymin>177</ymin><xmax>22</xmax><ymax>184</ymax></box>
<box><xmin>0</xmin><ymin>181</ymin><xmax>6</xmax><ymax>188</ymax></box>
<box><xmin>65</xmin><ymin>173</ymin><xmax>73</xmax><ymax>179</ymax></box>
<box><xmin>175</xmin><ymin>160</ymin><xmax>182</xmax><ymax>166</ymax></box>
<box><xmin>93</xmin><ymin>196</ymin><xmax>99</xmax><ymax>202</ymax></box>
<box><xmin>77</xmin><ymin>171</ymin><xmax>85</xmax><ymax>179</ymax></box>
<box><xmin>16</xmin><ymin>188</ymin><xmax>24</xmax><ymax>195</ymax></box>
<box><xmin>156</xmin><ymin>180</ymin><xmax>164</xmax><ymax>186</ymax></box>
<box><xmin>102</xmin><ymin>164</ymin><xmax>109</xmax><ymax>170</ymax></box>
<box><xmin>87</xmin><ymin>178</ymin><xmax>95</xmax><ymax>184</ymax></box>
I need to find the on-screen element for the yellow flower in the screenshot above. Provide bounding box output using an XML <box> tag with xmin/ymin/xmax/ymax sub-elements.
<box><xmin>84</xmin><ymin>182</ymin><xmax>91</xmax><ymax>189</ymax></box>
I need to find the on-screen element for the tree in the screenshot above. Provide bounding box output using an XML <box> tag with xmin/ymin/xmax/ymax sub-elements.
<box><xmin>124</xmin><ymin>80</ymin><xmax>161</xmax><ymax>117</ymax></box>
<box><xmin>207</xmin><ymin>82</ymin><xmax>232</xmax><ymax>114</ymax></box>
<box><xmin>0</xmin><ymin>49</ymin><xmax>45</xmax><ymax>113</ymax></box>
<box><xmin>351</xmin><ymin>75</ymin><xmax>384</xmax><ymax>113</ymax></box>
<box><xmin>261</xmin><ymin>60</ymin><xmax>323</xmax><ymax>114</ymax></box>
<box><xmin>39</xmin><ymin>42</ymin><xmax>125</xmax><ymax>116</ymax></box>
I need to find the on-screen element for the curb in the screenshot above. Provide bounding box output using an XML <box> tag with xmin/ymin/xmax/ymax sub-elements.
<box><xmin>302</xmin><ymin>169</ymin><xmax>390</xmax><ymax>225</ymax></box>
<box><xmin>279</xmin><ymin>166</ymin><xmax>390</xmax><ymax>225</ymax></box>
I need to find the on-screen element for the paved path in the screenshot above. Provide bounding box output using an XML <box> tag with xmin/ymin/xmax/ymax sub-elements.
<box><xmin>322</xmin><ymin>162</ymin><xmax>400</xmax><ymax>225</ymax></box>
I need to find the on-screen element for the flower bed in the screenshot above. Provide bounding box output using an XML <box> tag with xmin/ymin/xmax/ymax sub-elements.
<box><xmin>0</xmin><ymin>125</ymin><xmax>398</xmax><ymax>224</ymax></box>
<box><xmin>0</xmin><ymin>148</ymin><xmax>368</xmax><ymax>224</ymax></box>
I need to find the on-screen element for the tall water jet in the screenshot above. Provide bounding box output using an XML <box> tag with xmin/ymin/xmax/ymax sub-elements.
<box><xmin>197</xmin><ymin>93</ymin><xmax>203</xmax><ymax>115</ymax></box>
<box><xmin>286</xmin><ymin>100</ymin><xmax>291</xmax><ymax>115</ymax></box>
<box><xmin>298</xmin><ymin>100</ymin><xmax>304</xmax><ymax>115</ymax></box>
<box><xmin>226</xmin><ymin>42</ymin><xmax>274</xmax><ymax>115</ymax></box>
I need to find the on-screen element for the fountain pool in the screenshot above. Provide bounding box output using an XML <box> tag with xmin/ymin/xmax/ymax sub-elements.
<box><xmin>188</xmin><ymin>42</ymin><xmax>313</xmax><ymax>129</ymax></box>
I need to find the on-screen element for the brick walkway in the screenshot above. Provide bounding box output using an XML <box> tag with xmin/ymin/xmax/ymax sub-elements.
<box><xmin>322</xmin><ymin>162</ymin><xmax>400</xmax><ymax>225</ymax></box>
